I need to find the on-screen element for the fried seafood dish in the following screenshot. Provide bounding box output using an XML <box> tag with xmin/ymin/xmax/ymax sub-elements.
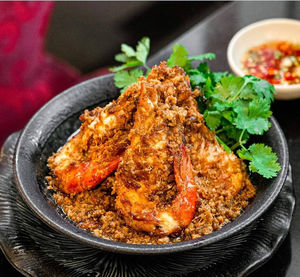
<box><xmin>48</xmin><ymin>82</ymin><xmax>140</xmax><ymax>194</ymax></box>
<box><xmin>47</xmin><ymin>62</ymin><xmax>255</xmax><ymax>244</ymax></box>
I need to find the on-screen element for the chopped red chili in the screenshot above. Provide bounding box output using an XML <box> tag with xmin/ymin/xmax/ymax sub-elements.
<box><xmin>242</xmin><ymin>41</ymin><xmax>300</xmax><ymax>85</ymax></box>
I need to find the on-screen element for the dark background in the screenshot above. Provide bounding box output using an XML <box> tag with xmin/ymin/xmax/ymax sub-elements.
<box><xmin>45</xmin><ymin>1</ymin><xmax>225</xmax><ymax>73</ymax></box>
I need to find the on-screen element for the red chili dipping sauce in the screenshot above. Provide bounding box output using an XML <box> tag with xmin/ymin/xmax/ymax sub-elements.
<box><xmin>242</xmin><ymin>41</ymin><xmax>300</xmax><ymax>85</ymax></box>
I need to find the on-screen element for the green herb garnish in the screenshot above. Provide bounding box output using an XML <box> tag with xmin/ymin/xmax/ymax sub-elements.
<box><xmin>237</xmin><ymin>144</ymin><xmax>281</xmax><ymax>178</ymax></box>
<box><xmin>110</xmin><ymin>38</ymin><xmax>281</xmax><ymax>179</ymax></box>
<box><xmin>110</xmin><ymin>37</ymin><xmax>150</xmax><ymax>92</ymax></box>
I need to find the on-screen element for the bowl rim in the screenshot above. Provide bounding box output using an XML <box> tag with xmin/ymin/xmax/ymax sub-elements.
<box><xmin>227</xmin><ymin>18</ymin><xmax>300</xmax><ymax>92</ymax></box>
<box><xmin>14</xmin><ymin>74</ymin><xmax>289</xmax><ymax>255</ymax></box>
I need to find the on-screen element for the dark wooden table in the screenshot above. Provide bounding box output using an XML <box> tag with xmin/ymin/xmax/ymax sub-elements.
<box><xmin>1</xmin><ymin>2</ymin><xmax>299</xmax><ymax>276</ymax></box>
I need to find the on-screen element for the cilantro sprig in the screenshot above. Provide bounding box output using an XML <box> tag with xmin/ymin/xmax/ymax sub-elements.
<box><xmin>110</xmin><ymin>38</ymin><xmax>281</xmax><ymax>179</ymax></box>
<box><xmin>110</xmin><ymin>37</ymin><xmax>150</xmax><ymax>92</ymax></box>
<box><xmin>167</xmin><ymin>44</ymin><xmax>215</xmax><ymax>70</ymax></box>
<box><xmin>237</xmin><ymin>144</ymin><xmax>281</xmax><ymax>178</ymax></box>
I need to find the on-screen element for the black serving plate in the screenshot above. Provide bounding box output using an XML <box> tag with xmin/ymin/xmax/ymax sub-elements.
<box><xmin>13</xmin><ymin>73</ymin><xmax>289</xmax><ymax>254</ymax></box>
<box><xmin>0</xmin><ymin>132</ymin><xmax>295</xmax><ymax>276</ymax></box>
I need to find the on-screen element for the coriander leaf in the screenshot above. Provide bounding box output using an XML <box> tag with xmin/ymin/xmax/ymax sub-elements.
<box><xmin>204</xmin><ymin>110</ymin><xmax>221</xmax><ymax>130</ymax></box>
<box><xmin>111</xmin><ymin>37</ymin><xmax>150</xmax><ymax>93</ymax></box>
<box><xmin>240</xmin><ymin>144</ymin><xmax>281</xmax><ymax>178</ymax></box>
<box><xmin>193</xmin><ymin>64</ymin><xmax>228</xmax><ymax>93</ymax></box>
<box><xmin>114</xmin><ymin>69</ymin><xmax>143</xmax><ymax>93</ymax></box>
<box><xmin>136</xmin><ymin>37</ymin><xmax>150</xmax><ymax>64</ymax></box>
<box><xmin>213</xmin><ymin>75</ymin><xmax>244</xmax><ymax>102</ymax></box>
<box><xmin>187</xmin><ymin>69</ymin><xmax>207</xmax><ymax>87</ymax></box>
<box><xmin>212</xmin><ymin>72</ymin><xmax>229</xmax><ymax>83</ymax></box>
<box><xmin>203</xmin><ymin>76</ymin><xmax>216</xmax><ymax>98</ymax></box>
<box><xmin>233</xmin><ymin>100</ymin><xmax>271</xmax><ymax>135</ymax></box>
<box><xmin>248</xmin><ymin>98</ymin><xmax>272</xmax><ymax>119</ymax></box>
<box><xmin>243</xmin><ymin>75</ymin><xmax>275</xmax><ymax>102</ymax></box>
<box><xmin>111</xmin><ymin>37</ymin><xmax>151</xmax><ymax>73</ymax></box>
<box><xmin>213</xmin><ymin>81</ymin><xmax>231</xmax><ymax>100</ymax></box>
<box><xmin>214</xmin><ymin>75</ymin><xmax>273</xmax><ymax>104</ymax></box>
<box><xmin>197</xmin><ymin>62</ymin><xmax>210</xmax><ymax>75</ymax></box>
<box><xmin>121</xmin><ymin>43</ymin><xmax>136</xmax><ymax>57</ymax></box>
<box><xmin>252</xmin><ymin>77</ymin><xmax>275</xmax><ymax>103</ymax></box>
<box><xmin>115</xmin><ymin>53</ymin><xmax>128</xmax><ymax>63</ymax></box>
<box><xmin>188</xmin><ymin>53</ymin><xmax>216</xmax><ymax>62</ymax></box>
<box><xmin>167</xmin><ymin>44</ymin><xmax>190</xmax><ymax>69</ymax></box>
<box><xmin>188</xmin><ymin>62</ymin><xmax>212</xmax><ymax>90</ymax></box>
<box><xmin>240</xmin><ymin>117</ymin><xmax>270</xmax><ymax>135</ymax></box>
<box><xmin>238</xmin><ymin>82</ymin><xmax>257</xmax><ymax>100</ymax></box>
<box><xmin>221</xmin><ymin>110</ymin><xmax>234</xmax><ymax>122</ymax></box>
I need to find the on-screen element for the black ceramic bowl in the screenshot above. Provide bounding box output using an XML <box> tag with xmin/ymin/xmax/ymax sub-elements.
<box><xmin>14</xmin><ymin>74</ymin><xmax>289</xmax><ymax>255</ymax></box>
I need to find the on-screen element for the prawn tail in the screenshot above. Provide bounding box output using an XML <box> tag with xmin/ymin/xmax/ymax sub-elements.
<box><xmin>61</xmin><ymin>157</ymin><xmax>121</xmax><ymax>194</ymax></box>
<box><xmin>173</xmin><ymin>144</ymin><xmax>197</xmax><ymax>227</ymax></box>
